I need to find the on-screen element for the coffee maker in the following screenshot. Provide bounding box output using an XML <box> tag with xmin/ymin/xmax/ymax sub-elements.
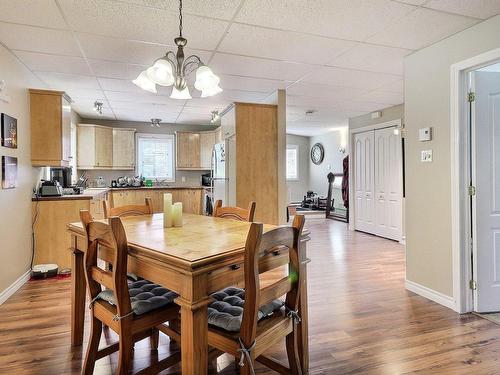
<box><xmin>50</xmin><ymin>167</ymin><xmax>72</xmax><ymax>188</ymax></box>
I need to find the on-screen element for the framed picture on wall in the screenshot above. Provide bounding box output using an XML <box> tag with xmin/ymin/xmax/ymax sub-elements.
<box><xmin>1</xmin><ymin>113</ymin><xmax>17</xmax><ymax>148</ymax></box>
<box><xmin>2</xmin><ymin>155</ymin><xmax>17</xmax><ymax>189</ymax></box>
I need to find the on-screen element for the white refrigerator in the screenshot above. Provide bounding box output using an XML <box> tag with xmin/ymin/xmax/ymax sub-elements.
<box><xmin>212</xmin><ymin>137</ymin><xmax>236</xmax><ymax>207</ymax></box>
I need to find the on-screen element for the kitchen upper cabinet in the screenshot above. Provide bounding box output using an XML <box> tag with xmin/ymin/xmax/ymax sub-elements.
<box><xmin>77</xmin><ymin>124</ymin><xmax>112</xmax><ymax>169</ymax></box>
<box><xmin>113</xmin><ymin>128</ymin><xmax>135</xmax><ymax>169</ymax></box>
<box><xmin>78</xmin><ymin>125</ymin><xmax>135</xmax><ymax>169</ymax></box>
<box><xmin>200</xmin><ymin>132</ymin><xmax>216</xmax><ymax>169</ymax></box>
<box><xmin>176</xmin><ymin>130</ymin><xmax>217</xmax><ymax>170</ymax></box>
<box><xmin>176</xmin><ymin>131</ymin><xmax>200</xmax><ymax>169</ymax></box>
<box><xmin>30</xmin><ymin>89</ymin><xmax>72</xmax><ymax>167</ymax></box>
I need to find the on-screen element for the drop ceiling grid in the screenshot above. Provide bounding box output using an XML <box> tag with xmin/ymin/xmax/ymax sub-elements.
<box><xmin>0</xmin><ymin>0</ymin><xmax>497</xmax><ymax>129</ymax></box>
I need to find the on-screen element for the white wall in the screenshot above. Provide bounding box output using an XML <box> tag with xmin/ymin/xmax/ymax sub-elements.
<box><xmin>0</xmin><ymin>44</ymin><xmax>46</xmax><ymax>294</ymax></box>
<box><xmin>308</xmin><ymin>129</ymin><xmax>348</xmax><ymax>197</ymax></box>
<box><xmin>405</xmin><ymin>14</ymin><xmax>500</xmax><ymax>298</ymax></box>
<box><xmin>286</xmin><ymin>134</ymin><xmax>309</xmax><ymax>202</ymax></box>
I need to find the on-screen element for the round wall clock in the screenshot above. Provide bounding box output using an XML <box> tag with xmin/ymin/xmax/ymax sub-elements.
<box><xmin>311</xmin><ymin>143</ymin><xmax>324</xmax><ymax>165</ymax></box>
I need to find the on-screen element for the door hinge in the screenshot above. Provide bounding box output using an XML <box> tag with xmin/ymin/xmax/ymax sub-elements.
<box><xmin>468</xmin><ymin>92</ymin><xmax>476</xmax><ymax>102</ymax></box>
<box><xmin>469</xmin><ymin>280</ymin><xmax>477</xmax><ymax>290</ymax></box>
<box><xmin>468</xmin><ymin>185</ymin><xmax>476</xmax><ymax>196</ymax></box>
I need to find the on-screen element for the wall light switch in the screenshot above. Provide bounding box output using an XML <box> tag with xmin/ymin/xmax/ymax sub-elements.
<box><xmin>421</xmin><ymin>150</ymin><xmax>433</xmax><ymax>162</ymax></box>
<box><xmin>419</xmin><ymin>127</ymin><xmax>432</xmax><ymax>141</ymax></box>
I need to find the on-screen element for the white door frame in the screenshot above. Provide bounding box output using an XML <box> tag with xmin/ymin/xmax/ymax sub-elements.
<box><xmin>348</xmin><ymin>119</ymin><xmax>403</xmax><ymax>237</ymax></box>
<box><xmin>450</xmin><ymin>47</ymin><xmax>500</xmax><ymax>314</ymax></box>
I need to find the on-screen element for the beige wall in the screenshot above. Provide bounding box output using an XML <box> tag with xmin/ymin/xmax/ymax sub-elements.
<box><xmin>349</xmin><ymin>104</ymin><xmax>404</xmax><ymax>130</ymax></box>
<box><xmin>405</xmin><ymin>14</ymin><xmax>500</xmax><ymax>297</ymax></box>
<box><xmin>0</xmin><ymin>44</ymin><xmax>46</xmax><ymax>294</ymax></box>
<box><xmin>286</xmin><ymin>134</ymin><xmax>310</xmax><ymax>202</ymax></box>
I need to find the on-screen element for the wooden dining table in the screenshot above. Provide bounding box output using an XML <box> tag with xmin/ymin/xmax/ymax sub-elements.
<box><xmin>68</xmin><ymin>213</ymin><xmax>311</xmax><ymax>375</ymax></box>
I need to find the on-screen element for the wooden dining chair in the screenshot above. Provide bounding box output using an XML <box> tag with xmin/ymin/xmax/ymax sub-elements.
<box><xmin>103</xmin><ymin>197</ymin><xmax>153</xmax><ymax>219</ymax></box>
<box><xmin>80</xmin><ymin>210</ymin><xmax>181</xmax><ymax>375</ymax></box>
<box><xmin>207</xmin><ymin>214</ymin><xmax>306</xmax><ymax>375</ymax></box>
<box><xmin>213</xmin><ymin>199</ymin><xmax>256</xmax><ymax>222</ymax></box>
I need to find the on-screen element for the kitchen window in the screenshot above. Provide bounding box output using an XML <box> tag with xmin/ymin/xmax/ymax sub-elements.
<box><xmin>136</xmin><ymin>134</ymin><xmax>175</xmax><ymax>181</ymax></box>
<box><xmin>286</xmin><ymin>144</ymin><xmax>299</xmax><ymax>181</ymax></box>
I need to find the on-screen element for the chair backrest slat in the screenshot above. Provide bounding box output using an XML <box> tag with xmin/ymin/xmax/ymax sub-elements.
<box><xmin>80</xmin><ymin>210</ymin><xmax>132</xmax><ymax>318</ymax></box>
<box><xmin>213</xmin><ymin>199</ymin><xmax>256</xmax><ymax>222</ymax></box>
<box><xmin>104</xmin><ymin>197</ymin><xmax>153</xmax><ymax>219</ymax></box>
<box><xmin>239</xmin><ymin>214</ymin><xmax>305</xmax><ymax>348</ymax></box>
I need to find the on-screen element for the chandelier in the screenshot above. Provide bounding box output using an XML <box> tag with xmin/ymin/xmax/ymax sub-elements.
<box><xmin>132</xmin><ymin>0</ymin><xmax>222</xmax><ymax>99</ymax></box>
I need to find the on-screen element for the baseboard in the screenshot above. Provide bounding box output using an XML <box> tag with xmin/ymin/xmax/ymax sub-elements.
<box><xmin>0</xmin><ymin>270</ymin><xmax>30</xmax><ymax>305</ymax></box>
<box><xmin>405</xmin><ymin>279</ymin><xmax>457</xmax><ymax>312</ymax></box>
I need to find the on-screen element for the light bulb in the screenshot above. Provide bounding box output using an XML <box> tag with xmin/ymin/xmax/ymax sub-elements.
<box><xmin>146</xmin><ymin>59</ymin><xmax>174</xmax><ymax>86</ymax></box>
<box><xmin>132</xmin><ymin>71</ymin><xmax>157</xmax><ymax>93</ymax></box>
<box><xmin>170</xmin><ymin>86</ymin><xmax>192</xmax><ymax>100</ymax></box>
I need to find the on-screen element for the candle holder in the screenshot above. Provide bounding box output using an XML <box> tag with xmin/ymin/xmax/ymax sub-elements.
<box><xmin>163</xmin><ymin>193</ymin><xmax>173</xmax><ymax>228</ymax></box>
<box><xmin>173</xmin><ymin>202</ymin><xmax>183</xmax><ymax>227</ymax></box>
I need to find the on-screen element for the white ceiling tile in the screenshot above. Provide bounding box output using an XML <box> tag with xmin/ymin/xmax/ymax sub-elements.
<box><xmin>357</xmin><ymin>90</ymin><xmax>404</xmax><ymax>106</ymax></box>
<box><xmin>108</xmin><ymin>100</ymin><xmax>183</xmax><ymax>113</ymax></box>
<box><xmin>211</xmin><ymin>53</ymin><xmax>312</xmax><ymax>81</ymax></box>
<box><xmin>0</xmin><ymin>22</ymin><xmax>81</xmax><ymax>56</ymax></box>
<box><xmin>185</xmin><ymin>96</ymin><xmax>232</xmax><ymax>109</ymax></box>
<box><xmin>181</xmin><ymin>106</ymin><xmax>221</xmax><ymax>115</ymax></box>
<box><xmin>0</xmin><ymin>0</ymin><xmax>67</xmax><ymax>29</ymax></box>
<box><xmin>65</xmin><ymin>88</ymin><xmax>106</xmax><ymax>100</ymax></box>
<box><xmin>58</xmin><ymin>0</ymin><xmax>228</xmax><ymax>49</ymax></box>
<box><xmin>104</xmin><ymin>90</ymin><xmax>183</xmax><ymax>106</ymax></box>
<box><xmin>219</xmin><ymin>89</ymin><xmax>271</xmax><ymax>103</ymax></box>
<box><xmin>88</xmin><ymin>60</ymin><xmax>145</xmax><ymax>80</ymax></box>
<box><xmin>286</xmin><ymin>82</ymin><xmax>369</xmax><ymax>101</ymax></box>
<box><xmin>236</xmin><ymin>0</ymin><xmax>415</xmax><ymax>41</ymax></box>
<box><xmin>397</xmin><ymin>0</ymin><xmax>429</xmax><ymax>5</ymax></box>
<box><xmin>35</xmin><ymin>72</ymin><xmax>100</xmax><ymax>90</ymax></box>
<box><xmin>116</xmin><ymin>0</ymin><xmax>243</xmax><ymax>20</ymax></box>
<box><xmin>301</xmin><ymin>66</ymin><xmax>400</xmax><ymax>90</ymax></box>
<box><xmin>97</xmin><ymin>78</ymin><xmax>145</xmax><ymax>93</ymax></box>
<box><xmin>74</xmin><ymin>109</ymin><xmax>116</xmax><ymax>120</ymax></box>
<box><xmin>378</xmin><ymin>78</ymin><xmax>405</xmax><ymax>94</ymax></box>
<box><xmin>176</xmin><ymin>112</ymin><xmax>211</xmax><ymax>125</ymax></box>
<box><xmin>367</xmin><ymin>7</ymin><xmax>478</xmax><ymax>50</ymax></box>
<box><xmin>219</xmin><ymin>75</ymin><xmax>289</xmax><ymax>93</ymax></box>
<box><xmin>328</xmin><ymin>43</ymin><xmax>412</xmax><ymax>75</ymax></box>
<box><xmin>425</xmin><ymin>0</ymin><xmax>500</xmax><ymax>20</ymax></box>
<box><xmin>13</xmin><ymin>51</ymin><xmax>91</xmax><ymax>75</ymax></box>
<box><xmin>219</xmin><ymin>23</ymin><xmax>357</xmax><ymax>65</ymax></box>
<box><xmin>112</xmin><ymin>108</ymin><xmax>178</xmax><ymax>122</ymax></box>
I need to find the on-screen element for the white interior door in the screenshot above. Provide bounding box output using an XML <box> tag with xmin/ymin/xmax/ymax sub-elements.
<box><xmin>473</xmin><ymin>70</ymin><xmax>500</xmax><ymax>312</ymax></box>
<box><xmin>354</xmin><ymin>131</ymin><xmax>375</xmax><ymax>233</ymax></box>
<box><xmin>374</xmin><ymin>127</ymin><xmax>403</xmax><ymax>241</ymax></box>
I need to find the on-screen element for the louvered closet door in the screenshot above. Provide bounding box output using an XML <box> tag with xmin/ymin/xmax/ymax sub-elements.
<box><xmin>374</xmin><ymin>127</ymin><xmax>403</xmax><ymax>241</ymax></box>
<box><xmin>354</xmin><ymin>130</ymin><xmax>375</xmax><ymax>233</ymax></box>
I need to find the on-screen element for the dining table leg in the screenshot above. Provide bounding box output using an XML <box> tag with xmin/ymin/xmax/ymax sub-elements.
<box><xmin>176</xmin><ymin>292</ymin><xmax>212</xmax><ymax>375</ymax></box>
<box><xmin>71</xmin><ymin>242</ymin><xmax>86</xmax><ymax>346</ymax></box>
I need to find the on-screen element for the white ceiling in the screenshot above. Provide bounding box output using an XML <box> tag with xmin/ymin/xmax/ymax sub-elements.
<box><xmin>0</xmin><ymin>0</ymin><xmax>499</xmax><ymax>136</ymax></box>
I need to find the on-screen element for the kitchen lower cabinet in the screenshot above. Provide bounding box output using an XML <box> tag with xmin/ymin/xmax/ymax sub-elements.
<box><xmin>110</xmin><ymin>189</ymin><xmax>203</xmax><ymax>215</ymax></box>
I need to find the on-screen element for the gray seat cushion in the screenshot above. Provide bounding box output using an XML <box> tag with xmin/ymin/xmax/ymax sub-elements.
<box><xmin>208</xmin><ymin>287</ymin><xmax>284</xmax><ymax>332</ymax></box>
<box><xmin>97</xmin><ymin>279</ymin><xmax>178</xmax><ymax>316</ymax></box>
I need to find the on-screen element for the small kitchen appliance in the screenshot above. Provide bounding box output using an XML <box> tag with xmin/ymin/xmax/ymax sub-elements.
<box><xmin>38</xmin><ymin>180</ymin><xmax>63</xmax><ymax>197</ymax></box>
<box><xmin>50</xmin><ymin>167</ymin><xmax>72</xmax><ymax>188</ymax></box>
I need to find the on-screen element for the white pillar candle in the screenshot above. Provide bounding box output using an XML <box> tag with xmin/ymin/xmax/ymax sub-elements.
<box><xmin>163</xmin><ymin>193</ymin><xmax>173</xmax><ymax>228</ymax></box>
<box><xmin>173</xmin><ymin>202</ymin><xmax>183</xmax><ymax>227</ymax></box>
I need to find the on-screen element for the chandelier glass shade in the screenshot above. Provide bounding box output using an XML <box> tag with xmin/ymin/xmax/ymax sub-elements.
<box><xmin>132</xmin><ymin>0</ymin><xmax>222</xmax><ymax>100</ymax></box>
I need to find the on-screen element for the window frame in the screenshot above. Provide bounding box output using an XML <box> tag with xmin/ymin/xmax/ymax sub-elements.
<box><xmin>135</xmin><ymin>133</ymin><xmax>176</xmax><ymax>182</ymax></box>
<box><xmin>286</xmin><ymin>144</ymin><xmax>299</xmax><ymax>181</ymax></box>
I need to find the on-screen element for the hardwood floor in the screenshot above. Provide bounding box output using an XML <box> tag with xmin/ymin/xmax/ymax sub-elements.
<box><xmin>1</xmin><ymin>218</ymin><xmax>499</xmax><ymax>374</ymax></box>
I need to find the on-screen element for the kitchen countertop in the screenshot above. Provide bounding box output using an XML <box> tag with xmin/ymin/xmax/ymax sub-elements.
<box><xmin>32</xmin><ymin>186</ymin><xmax>207</xmax><ymax>202</ymax></box>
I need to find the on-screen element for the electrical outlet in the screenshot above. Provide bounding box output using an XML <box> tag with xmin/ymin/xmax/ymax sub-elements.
<box><xmin>421</xmin><ymin>150</ymin><xmax>432</xmax><ymax>162</ymax></box>
<box><xmin>181</xmin><ymin>176</ymin><xmax>186</xmax><ymax>183</ymax></box>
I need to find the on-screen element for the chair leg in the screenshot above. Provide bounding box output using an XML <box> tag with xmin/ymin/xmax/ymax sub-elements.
<box><xmin>82</xmin><ymin>316</ymin><xmax>102</xmax><ymax>375</ymax></box>
<box><xmin>150</xmin><ymin>327</ymin><xmax>159</xmax><ymax>350</ymax></box>
<box><xmin>286</xmin><ymin>329</ymin><xmax>303</xmax><ymax>375</ymax></box>
<box><xmin>116</xmin><ymin>326</ymin><xmax>134</xmax><ymax>375</ymax></box>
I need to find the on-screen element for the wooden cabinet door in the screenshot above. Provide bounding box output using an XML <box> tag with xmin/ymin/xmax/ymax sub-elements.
<box><xmin>95</xmin><ymin>127</ymin><xmax>113</xmax><ymax>167</ymax></box>
<box><xmin>176</xmin><ymin>132</ymin><xmax>201</xmax><ymax>169</ymax></box>
<box><xmin>200</xmin><ymin>132</ymin><xmax>215</xmax><ymax>170</ymax></box>
<box><xmin>77</xmin><ymin>126</ymin><xmax>96</xmax><ymax>168</ymax></box>
<box><xmin>113</xmin><ymin>129</ymin><xmax>135</xmax><ymax>169</ymax></box>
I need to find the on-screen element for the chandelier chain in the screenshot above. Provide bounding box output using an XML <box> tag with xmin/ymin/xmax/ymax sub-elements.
<box><xmin>179</xmin><ymin>0</ymin><xmax>183</xmax><ymax>37</ymax></box>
